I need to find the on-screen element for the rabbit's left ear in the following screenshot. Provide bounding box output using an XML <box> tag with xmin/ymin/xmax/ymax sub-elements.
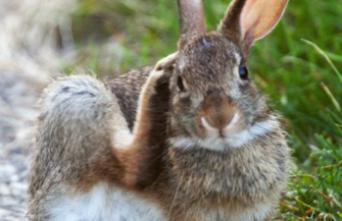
<box><xmin>219</xmin><ymin>0</ymin><xmax>288</xmax><ymax>54</ymax></box>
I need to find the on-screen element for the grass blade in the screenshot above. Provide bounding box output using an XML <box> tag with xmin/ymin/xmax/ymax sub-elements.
<box><xmin>302</xmin><ymin>39</ymin><xmax>342</xmax><ymax>83</ymax></box>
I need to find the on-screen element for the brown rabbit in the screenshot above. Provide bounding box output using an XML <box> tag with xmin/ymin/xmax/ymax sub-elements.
<box><xmin>28</xmin><ymin>0</ymin><xmax>290</xmax><ymax>221</ymax></box>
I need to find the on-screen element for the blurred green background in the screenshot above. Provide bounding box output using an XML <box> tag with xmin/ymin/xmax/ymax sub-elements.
<box><xmin>65</xmin><ymin>0</ymin><xmax>341</xmax><ymax>220</ymax></box>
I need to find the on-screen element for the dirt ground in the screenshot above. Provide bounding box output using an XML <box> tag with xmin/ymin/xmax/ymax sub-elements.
<box><xmin>0</xmin><ymin>67</ymin><xmax>45</xmax><ymax>220</ymax></box>
<box><xmin>0</xmin><ymin>0</ymin><xmax>77</xmax><ymax>219</ymax></box>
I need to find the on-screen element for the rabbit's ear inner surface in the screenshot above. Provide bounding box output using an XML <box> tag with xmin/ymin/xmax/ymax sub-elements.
<box><xmin>177</xmin><ymin>0</ymin><xmax>205</xmax><ymax>49</ymax></box>
<box><xmin>218</xmin><ymin>0</ymin><xmax>288</xmax><ymax>54</ymax></box>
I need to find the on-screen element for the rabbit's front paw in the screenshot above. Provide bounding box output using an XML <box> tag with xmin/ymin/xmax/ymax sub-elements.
<box><xmin>150</xmin><ymin>52</ymin><xmax>178</xmax><ymax>80</ymax></box>
<box><xmin>155</xmin><ymin>52</ymin><xmax>178</xmax><ymax>71</ymax></box>
<box><xmin>143</xmin><ymin>52</ymin><xmax>178</xmax><ymax>96</ymax></box>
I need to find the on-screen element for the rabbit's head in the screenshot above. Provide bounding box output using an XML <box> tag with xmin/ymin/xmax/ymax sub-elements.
<box><xmin>168</xmin><ymin>0</ymin><xmax>288</xmax><ymax>150</ymax></box>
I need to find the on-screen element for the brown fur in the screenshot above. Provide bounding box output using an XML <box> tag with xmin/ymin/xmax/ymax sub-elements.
<box><xmin>28</xmin><ymin>0</ymin><xmax>289</xmax><ymax>220</ymax></box>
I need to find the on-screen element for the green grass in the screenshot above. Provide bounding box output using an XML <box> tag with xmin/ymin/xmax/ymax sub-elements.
<box><xmin>67</xmin><ymin>0</ymin><xmax>342</xmax><ymax>220</ymax></box>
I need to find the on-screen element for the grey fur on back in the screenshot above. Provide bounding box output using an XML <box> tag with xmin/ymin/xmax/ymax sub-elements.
<box><xmin>106</xmin><ymin>67</ymin><xmax>152</xmax><ymax>130</ymax></box>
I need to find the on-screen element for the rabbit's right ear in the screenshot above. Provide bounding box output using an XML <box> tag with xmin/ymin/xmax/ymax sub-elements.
<box><xmin>218</xmin><ymin>0</ymin><xmax>288</xmax><ymax>55</ymax></box>
<box><xmin>177</xmin><ymin>0</ymin><xmax>205</xmax><ymax>49</ymax></box>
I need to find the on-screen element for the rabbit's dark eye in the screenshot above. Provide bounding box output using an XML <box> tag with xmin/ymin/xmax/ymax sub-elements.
<box><xmin>177</xmin><ymin>76</ymin><xmax>186</xmax><ymax>92</ymax></box>
<box><xmin>239</xmin><ymin>66</ymin><xmax>249</xmax><ymax>80</ymax></box>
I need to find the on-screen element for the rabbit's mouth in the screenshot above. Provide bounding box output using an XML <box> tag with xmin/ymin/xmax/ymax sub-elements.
<box><xmin>200</xmin><ymin>112</ymin><xmax>242</xmax><ymax>138</ymax></box>
<box><xmin>169</xmin><ymin>113</ymin><xmax>279</xmax><ymax>151</ymax></box>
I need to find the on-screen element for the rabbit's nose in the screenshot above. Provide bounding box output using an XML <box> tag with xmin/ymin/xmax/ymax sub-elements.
<box><xmin>201</xmin><ymin>92</ymin><xmax>236</xmax><ymax>135</ymax></box>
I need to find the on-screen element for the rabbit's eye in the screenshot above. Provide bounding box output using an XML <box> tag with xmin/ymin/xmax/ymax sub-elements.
<box><xmin>177</xmin><ymin>76</ymin><xmax>186</xmax><ymax>92</ymax></box>
<box><xmin>239</xmin><ymin>66</ymin><xmax>249</xmax><ymax>80</ymax></box>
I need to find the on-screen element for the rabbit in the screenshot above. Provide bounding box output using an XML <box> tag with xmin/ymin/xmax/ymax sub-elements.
<box><xmin>141</xmin><ymin>0</ymin><xmax>290</xmax><ymax>220</ymax></box>
<box><xmin>28</xmin><ymin>0</ymin><xmax>290</xmax><ymax>220</ymax></box>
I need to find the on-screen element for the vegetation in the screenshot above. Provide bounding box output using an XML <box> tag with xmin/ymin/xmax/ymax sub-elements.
<box><xmin>67</xmin><ymin>0</ymin><xmax>342</xmax><ymax>220</ymax></box>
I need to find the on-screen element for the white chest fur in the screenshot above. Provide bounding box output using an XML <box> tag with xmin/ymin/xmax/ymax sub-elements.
<box><xmin>46</xmin><ymin>184</ymin><xmax>273</xmax><ymax>221</ymax></box>
<box><xmin>47</xmin><ymin>183</ymin><xmax>166</xmax><ymax>221</ymax></box>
